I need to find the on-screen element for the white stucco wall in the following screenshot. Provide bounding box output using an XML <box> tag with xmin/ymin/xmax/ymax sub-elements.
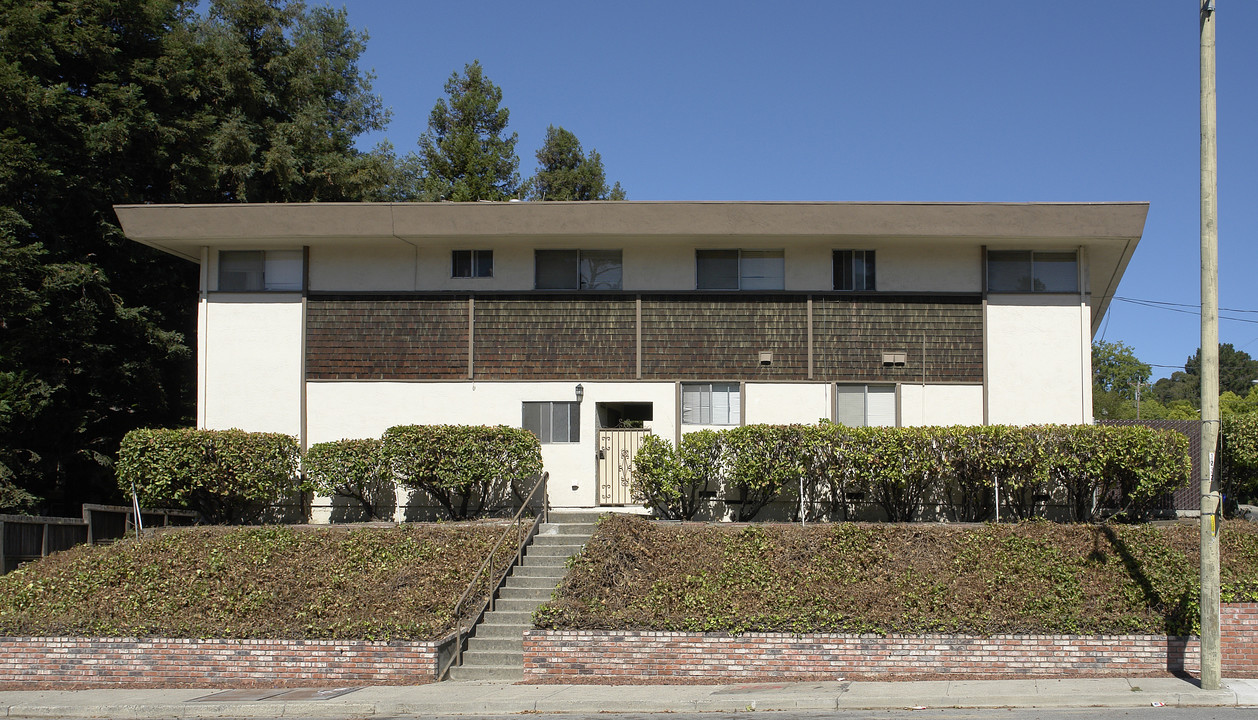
<box><xmin>200</xmin><ymin>295</ymin><xmax>303</xmax><ymax>435</ymax></box>
<box><xmin>898</xmin><ymin>384</ymin><xmax>985</xmax><ymax>426</ymax></box>
<box><xmin>306</xmin><ymin>380</ymin><xmax>678</xmax><ymax>509</ymax></box>
<box><xmin>302</xmin><ymin>238</ymin><xmax>984</xmax><ymax>293</ymax></box>
<box><xmin>985</xmin><ymin>296</ymin><xmax>1091</xmax><ymax>425</ymax></box>
<box><xmin>744</xmin><ymin>383</ymin><xmax>832</xmax><ymax>424</ymax></box>
<box><xmin>308</xmin><ymin>243</ymin><xmax>417</xmax><ymax>291</ymax></box>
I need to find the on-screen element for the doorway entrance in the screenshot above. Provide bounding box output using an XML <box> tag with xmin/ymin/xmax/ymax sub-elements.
<box><xmin>595</xmin><ymin>403</ymin><xmax>653</xmax><ymax>506</ymax></box>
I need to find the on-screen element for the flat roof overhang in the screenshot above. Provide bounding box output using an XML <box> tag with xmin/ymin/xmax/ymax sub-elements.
<box><xmin>114</xmin><ymin>200</ymin><xmax>1148</xmax><ymax>336</ymax></box>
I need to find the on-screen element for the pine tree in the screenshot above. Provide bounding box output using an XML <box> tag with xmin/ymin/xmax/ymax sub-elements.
<box><xmin>417</xmin><ymin>61</ymin><xmax>520</xmax><ymax>201</ymax></box>
<box><xmin>525</xmin><ymin>126</ymin><xmax>626</xmax><ymax>201</ymax></box>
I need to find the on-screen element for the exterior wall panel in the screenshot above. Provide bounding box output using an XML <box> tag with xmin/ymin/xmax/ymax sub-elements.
<box><xmin>641</xmin><ymin>295</ymin><xmax>809</xmax><ymax>380</ymax></box>
<box><xmin>475</xmin><ymin>296</ymin><xmax>636</xmax><ymax>379</ymax></box>
<box><xmin>813</xmin><ymin>295</ymin><xmax>983</xmax><ymax>382</ymax></box>
<box><xmin>306</xmin><ymin>297</ymin><xmax>468</xmax><ymax>380</ymax></box>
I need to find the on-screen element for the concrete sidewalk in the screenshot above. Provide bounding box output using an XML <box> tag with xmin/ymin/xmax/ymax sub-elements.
<box><xmin>0</xmin><ymin>677</ymin><xmax>1255</xmax><ymax>717</ymax></box>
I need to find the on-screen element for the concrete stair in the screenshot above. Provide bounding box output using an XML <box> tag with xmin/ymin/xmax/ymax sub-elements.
<box><xmin>445</xmin><ymin>511</ymin><xmax>601</xmax><ymax>682</ymax></box>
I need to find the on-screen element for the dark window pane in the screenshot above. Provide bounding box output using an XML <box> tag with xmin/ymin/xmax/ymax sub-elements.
<box><xmin>219</xmin><ymin>251</ymin><xmax>265</xmax><ymax>291</ymax></box>
<box><xmin>987</xmin><ymin>250</ymin><xmax>1033</xmax><ymax>292</ymax></box>
<box><xmin>697</xmin><ymin>250</ymin><xmax>739</xmax><ymax>289</ymax></box>
<box><xmin>1032</xmin><ymin>252</ymin><xmax>1077</xmax><ymax>292</ymax></box>
<box><xmin>475</xmin><ymin>250</ymin><xmax>494</xmax><ymax>278</ymax></box>
<box><xmin>535</xmin><ymin>250</ymin><xmax>579</xmax><ymax>289</ymax></box>
<box><xmin>452</xmin><ymin>250</ymin><xmax>472</xmax><ymax>278</ymax></box>
<box><xmin>834</xmin><ymin>251</ymin><xmax>852</xmax><ymax>290</ymax></box>
<box><xmin>862</xmin><ymin>251</ymin><xmax>876</xmax><ymax>291</ymax></box>
<box><xmin>580</xmin><ymin>250</ymin><xmax>622</xmax><ymax>289</ymax></box>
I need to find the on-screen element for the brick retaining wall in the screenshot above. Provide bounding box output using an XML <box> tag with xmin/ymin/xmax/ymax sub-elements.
<box><xmin>0</xmin><ymin>637</ymin><xmax>444</xmax><ymax>686</ymax></box>
<box><xmin>523</xmin><ymin>630</ymin><xmax>1201</xmax><ymax>681</ymax></box>
<box><xmin>1222</xmin><ymin>602</ymin><xmax>1258</xmax><ymax>676</ymax></box>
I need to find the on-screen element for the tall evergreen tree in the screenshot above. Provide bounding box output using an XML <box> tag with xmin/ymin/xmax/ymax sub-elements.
<box><xmin>524</xmin><ymin>125</ymin><xmax>626</xmax><ymax>201</ymax></box>
<box><xmin>417</xmin><ymin>61</ymin><xmax>520</xmax><ymax>201</ymax></box>
<box><xmin>0</xmin><ymin>0</ymin><xmax>396</xmax><ymax>512</ymax></box>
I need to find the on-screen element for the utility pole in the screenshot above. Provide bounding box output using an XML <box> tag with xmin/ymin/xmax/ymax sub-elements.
<box><xmin>1198</xmin><ymin>0</ymin><xmax>1222</xmax><ymax>692</ymax></box>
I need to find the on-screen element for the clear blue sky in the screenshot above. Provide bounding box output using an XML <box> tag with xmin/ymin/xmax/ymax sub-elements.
<box><xmin>340</xmin><ymin>0</ymin><xmax>1257</xmax><ymax>382</ymax></box>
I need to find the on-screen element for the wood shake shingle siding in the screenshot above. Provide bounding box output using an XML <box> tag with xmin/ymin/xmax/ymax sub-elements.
<box><xmin>304</xmin><ymin>294</ymin><xmax>983</xmax><ymax>382</ymax></box>
<box><xmin>641</xmin><ymin>295</ymin><xmax>809</xmax><ymax>380</ymax></box>
<box><xmin>474</xmin><ymin>296</ymin><xmax>636</xmax><ymax>379</ymax></box>
<box><xmin>813</xmin><ymin>295</ymin><xmax>983</xmax><ymax>382</ymax></box>
<box><xmin>306</xmin><ymin>297</ymin><xmax>469</xmax><ymax>380</ymax></box>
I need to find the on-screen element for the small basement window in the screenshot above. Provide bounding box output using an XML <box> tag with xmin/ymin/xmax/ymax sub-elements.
<box><xmin>218</xmin><ymin>250</ymin><xmax>303</xmax><ymax>291</ymax></box>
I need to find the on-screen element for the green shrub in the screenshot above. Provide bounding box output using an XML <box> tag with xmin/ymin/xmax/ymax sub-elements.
<box><xmin>631</xmin><ymin>431</ymin><xmax>722</xmax><ymax>520</ymax></box>
<box><xmin>723</xmin><ymin>425</ymin><xmax>809</xmax><ymax>521</ymax></box>
<box><xmin>1224</xmin><ymin>414</ymin><xmax>1258</xmax><ymax>505</ymax></box>
<box><xmin>381</xmin><ymin>425</ymin><xmax>542</xmax><ymax>520</ymax></box>
<box><xmin>303</xmin><ymin>438</ymin><xmax>395</xmax><ymax>520</ymax></box>
<box><xmin>117</xmin><ymin>428</ymin><xmax>300</xmax><ymax>523</ymax></box>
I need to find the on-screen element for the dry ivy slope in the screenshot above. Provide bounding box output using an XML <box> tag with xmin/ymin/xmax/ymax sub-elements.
<box><xmin>536</xmin><ymin>515</ymin><xmax>1258</xmax><ymax>636</ymax></box>
<box><xmin>0</xmin><ymin>524</ymin><xmax>515</xmax><ymax>641</ymax></box>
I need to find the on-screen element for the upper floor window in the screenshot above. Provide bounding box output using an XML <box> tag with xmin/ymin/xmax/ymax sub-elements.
<box><xmin>452</xmin><ymin>249</ymin><xmax>493</xmax><ymax>278</ymax></box>
<box><xmin>986</xmin><ymin>250</ymin><xmax>1078</xmax><ymax>293</ymax></box>
<box><xmin>696</xmin><ymin>250</ymin><xmax>784</xmax><ymax>290</ymax></box>
<box><xmin>218</xmin><ymin>250</ymin><xmax>303</xmax><ymax>291</ymax></box>
<box><xmin>835</xmin><ymin>384</ymin><xmax>896</xmax><ymax>427</ymax></box>
<box><xmin>535</xmin><ymin>249</ymin><xmax>622</xmax><ymax>290</ymax></box>
<box><xmin>681</xmin><ymin>382</ymin><xmax>741</xmax><ymax>425</ymax></box>
<box><xmin>834</xmin><ymin>250</ymin><xmax>875</xmax><ymax>291</ymax></box>
<box><xmin>523</xmin><ymin>401</ymin><xmax>580</xmax><ymax>443</ymax></box>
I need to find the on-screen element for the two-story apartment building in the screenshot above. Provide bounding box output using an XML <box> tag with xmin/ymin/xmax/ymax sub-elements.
<box><xmin>114</xmin><ymin>201</ymin><xmax>1146</xmax><ymax>513</ymax></box>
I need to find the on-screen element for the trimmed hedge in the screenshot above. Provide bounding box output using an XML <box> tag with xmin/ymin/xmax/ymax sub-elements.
<box><xmin>633</xmin><ymin>423</ymin><xmax>1190</xmax><ymax>522</ymax></box>
<box><xmin>117</xmin><ymin>428</ymin><xmax>300</xmax><ymax>523</ymax></box>
<box><xmin>381</xmin><ymin>425</ymin><xmax>542</xmax><ymax>520</ymax></box>
<box><xmin>303</xmin><ymin>438</ymin><xmax>394</xmax><ymax>520</ymax></box>
<box><xmin>1224</xmin><ymin>414</ymin><xmax>1258</xmax><ymax>504</ymax></box>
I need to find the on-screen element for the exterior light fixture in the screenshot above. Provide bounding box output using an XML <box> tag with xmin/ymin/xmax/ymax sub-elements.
<box><xmin>575</xmin><ymin>384</ymin><xmax>584</xmax><ymax>402</ymax></box>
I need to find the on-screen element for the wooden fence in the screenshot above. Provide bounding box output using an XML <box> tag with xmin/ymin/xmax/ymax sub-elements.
<box><xmin>0</xmin><ymin>504</ymin><xmax>199</xmax><ymax>574</ymax></box>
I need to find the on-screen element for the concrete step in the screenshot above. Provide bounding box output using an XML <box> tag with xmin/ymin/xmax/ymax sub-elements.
<box><xmin>446</xmin><ymin>665</ymin><xmax>522</xmax><ymax>682</ymax></box>
<box><xmin>472</xmin><ymin>623</ymin><xmax>529</xmax><ymax>639</ymax></box>
<box><xmin>526</xmin><ymin>544</ymin><xmax>585</xmax><ymax>557</ymax></box>
<box><xmin>491</xmin><ymin>597</ymin><xmax>549</xmax><ymax>612</ymax></box>
<box><xmin>509</xmin><ymin>564</ymin><xmax>567</xmax><ymax>579</ymax></box>
<box><xmin>475</xmin><ymin>610</ymin><xmax>535</xmax><ymax>626</ymax></box>
<box><xmin>531</xmin><ymin>533</ymin><xmax>591</xmax><ymax>546</ymax></box>
<box><xmin>466</xmin><ymin>636</ymin><xmax>523</xmax><ymax>653</ymax></box>
<box><xmin>545</xmin><ymin>511</ymin><xmax>604</xmax><ymax>524</ymax></box>
<box><xmin>503</xmin><ymin>575</ymin><xmax>565</xmax><ymax>590</ymax></box>
<box><xmin>460</xmin><ymin>649</ymin><xmax>523</xmax><ymax>667</ymax></box>
<box><xmin>496</xmin><ymin>586</ymin><xmax>554</xmax><ymax>601</ymax></box>
<box><xmin>539</xmin><ymin>521</ymin><xmax>598</xmax><ymax>535</ymax></box>
<box><xmin>516</xmin><ymin>556</ymin><xmax>570</xmax><ymax>570</ymax></box>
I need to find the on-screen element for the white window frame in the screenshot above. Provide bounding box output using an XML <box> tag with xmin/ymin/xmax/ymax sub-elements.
<box><xmin>835</xmin><ymin>384</ymin><xmax>897</xmax><ymax>427</ymax></box>
<box><xmin>986</xmin><ymin>250</ymin><xmax>1079</xmax><ymax>293</ymax></box>
<box><xmin>833</xmin><ymin>250</ymin><xmax>876</xmax><ymax>291</ymax></box>
<box><xmin>681</xmin><ymin>382</ymin><xmax>742</xmax><ymax>425</ymax></box>
<box><xmin>452</xmin><ymin>249</ymin><xmax>493</xmax><ymax>278</ymax></box>
<box><xmin>217</xmin><ymin>249</ymin><xmax>304</xmax><ymax>292</ymax></box>
<box><xmin>522</xmin><ymin>401</ymin><xmax>581</xmax><ymax>443</ymax></box>
<box><xmin>695</xmin><ymin>249</ymin><xmax>784</xmax><ymax>291</ymax></box>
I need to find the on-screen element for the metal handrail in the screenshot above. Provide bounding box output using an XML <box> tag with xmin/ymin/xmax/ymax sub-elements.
<box><xmin>441</xmin><ymin>471</ymin><xmax>549</xmax><ymax>678</ymax></box>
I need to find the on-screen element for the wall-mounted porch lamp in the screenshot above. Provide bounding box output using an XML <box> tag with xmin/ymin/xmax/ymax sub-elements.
<box><xmin>575</xmin><ymin>384</ymin><xmax>584</xmax><ymax>402</ymax></box>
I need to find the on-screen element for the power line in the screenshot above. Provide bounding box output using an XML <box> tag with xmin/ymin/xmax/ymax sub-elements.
<box><xmin>1111</xmin><ymin>297</ymin><xmax>1258</xmax><ymax>325</ymax></box>
<box><xmin>1113</xmin><ymin>296</ymin><xmax>1258</xmax><ymax>314</ymax></box>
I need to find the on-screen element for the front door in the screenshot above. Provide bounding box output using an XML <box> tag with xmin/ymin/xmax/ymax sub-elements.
<box><xmin>597</xmin><ymin>428</ymin><xmax>650</xmax><ymax>506</ymax></box>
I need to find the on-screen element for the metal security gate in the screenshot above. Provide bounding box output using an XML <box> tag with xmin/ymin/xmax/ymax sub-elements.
<box><xmin>597</xmin><ymin>429</ymin><xmax>650</xmax><ymax>505</ymax></box>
